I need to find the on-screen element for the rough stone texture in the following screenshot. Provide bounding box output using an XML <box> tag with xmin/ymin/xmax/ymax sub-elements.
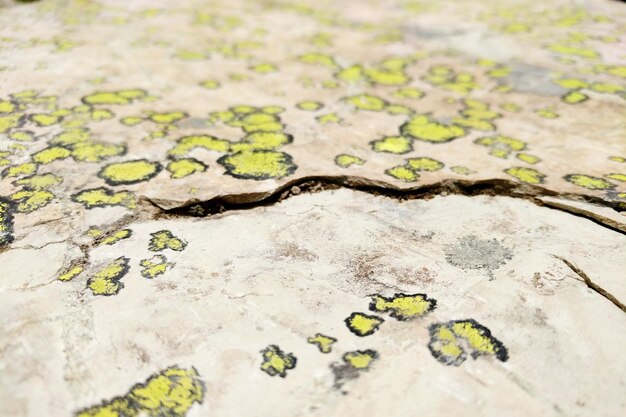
<box><xmin>1</xmin><ymin>191</ymin><xmax>625</xmax><ymax>417</ymax></box>
<box><xmin>0</xmin><ymin>0</ymin><xmax>625</xmax><ymax>416</ymax></box>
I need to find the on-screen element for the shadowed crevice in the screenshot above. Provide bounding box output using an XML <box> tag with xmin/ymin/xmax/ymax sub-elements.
<box><xmin>144</xmin><ymin>176</ymin><xmax>626</xmax><ymax>235</ymax></box>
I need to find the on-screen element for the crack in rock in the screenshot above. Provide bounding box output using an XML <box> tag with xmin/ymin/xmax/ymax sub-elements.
<box><xmin>554</xmin><ymin>255</ymin><xmax>626</xmax><ymax>314</ymax></box>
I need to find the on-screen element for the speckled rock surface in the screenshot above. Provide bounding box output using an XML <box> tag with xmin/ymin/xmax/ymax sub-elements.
<box><xmin>0</xmin><ymin>0</ymin><xmax>625</xmax><ymax>416</ymax></box>
<box><xmin>2</xmin><ymin>191</ymin><xmax>625</xmax><ymax>417</ymax></box>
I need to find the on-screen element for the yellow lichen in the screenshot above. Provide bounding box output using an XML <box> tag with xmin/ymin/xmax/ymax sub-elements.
<box><xmin>99</xmin><ymin>229</ymin><xmax>132</xmax><ymax>246</ymax></box>
<box><xmin>147</xmin><ymin>111</ymin><xmax>187</xmax><ymax>124</ymax></box>
<box><xmin>406</xmin><ymin>157</ymin><xmax>444</xmax><ymax>172</ymax></box>
<box><xmin>343</xmin><ymin>94</ymin><xmax>387</xmax><ymax>111</ymax></box>
<box><xmin>77</xmin><ymin>396</ymin><xmax>137</xmax><ymax>417</ymax></box>
<box><xmin>344</xmin><ymin>312</ymin><xmax>384</xmax><ymax>336</ymax></box>
<box><xmin>72</xmin><ymin>187</ymin><xmax>136</xmax><ymax>209</ymax></box>
<box><xmin>260</xmin><ymin>106</ymin><xmax>284</xmax><ymax>115</ymax></box>
<box><xmin>140</xmin><ymin>255</ymin><xmax>173</xmax><ymax>279</ymax></box>
<box><xmin>0</xmin><ymin>152</ymin><xmax>10</xmax><ymax>167</ymax></box>
<box><xmin>250</xmin><ymin>63</ymin><xmax>277</xmax><ymax>73</ymax></box>
<box><xmin>3</xmin><ymin>163</ymin><xmax>37</xmax><ymax>178</ymax></box>
<box><xmin>231</xmin><ymin>132</ymin><xmax>292</xmax><ymax>152</ymax></box>
<box><xmin>316</xmin><ymin>113</ymin><xmax>342</xmax><ymax>124</ymax></box>
<box><xmin>14</xmin><ymin>173</ymin><xmax>62</xmax><ymax>190</ymax></box>
<box><xmin>235</xmin><ymin>112</ymin><xmax>284</xmax><ymax>133</ymax></box>
<box><xmin>58</xmin><ymin>265</ymin><xmax>84</xmax><ymax>282</ymax></box>
<box><xmin>127</xmin><ymin>367</ymin><xmax>204</xmax><ymax>416</ymax></box>
<box><xmin>564</xmin><ymin>174</ymin><xmax>614</xmax><ymax>190</ymax></box>
<box><xmin>32</xmin><ymin>146</ymin><xmax>71</xmax><ymax>164</ymax></box>
<box><xmin>149</xmin><ymin>230</ymin><xmax>187</xmax><ymax>252</ymax></box>
<box><xmin>336</xmin><ymin>65</ymin><xmax>365</xmax><ymax>83</ymax></box>
<box><xmin>335</xmin><ymin>154</ymin><xmax>365</xmax><ymax>168</ymax></box>
<box><xmin>260</xmin><ymin>345</ymin><xmax>297</xmax><ymax>377</ymax></box>
<box><xmin>428</xmin><ymin>319</ymin><xmax>508</xmax><ymax>366</ymax></box>
<box><xmin>0</xmin><ymin>100</ymin><xmax>17</xmax><ymax>113</ymax></box>
<box><xmin>393</xmin><ymin>87</ymin><xmax>424</xmax><ymax>100</ymax></box>
<box><xmin>593</xmin><ymin>64</ymin><xmax>626</xmax><ymax>78</ymax></box>
<box><xmin>369</xmin><ymin>293</ymin><xmax>436</xmax><ymax>320</ymax></box>
<box><xmin>343</xmin><ymin>350</ymin><xmax>378</xmax><ymax>370</ymax></box>
<box><xmin>82</xmin><ymin>89</ymin><xmax>147</xmax><ymax>105</ymax></box>
<box><xmin>77</xmin><ymin>367</ymin><xmax>204</xmax><ymax>417</ymax></box>
<box><xmin>516</xmin><ymin>153</ymin><xmax>541</xmax><ymax>164</ymax></box>
<box><xmin>87</xmin><ymin>227</ymin><xmax>104</xmax><ymax>238</ymax></box>
<box><xmin>364</xmin><ymin>67</ymin><xmax>410</xmax><ymax>86</ymax></box>
<box><xmin>505</xmin><ymin>167</ymin><xmax>546</xmax><ymax>184</ymax></box>
<box><xmin>218</xmin><ymin>150</ymin><xmax>297</xmax><ymax>180</ymax></box>
<box><xmin>299</xmin><ymin>53</ymin><xmax>338</xmax><ymax>68</ymax></box>
<box><xmin>0</xmin><ymin>114</ymin><xmax>23</xmax><ymax>134</ymax></box>
<box><xmin>307</xmin><ymin>334</ymin><xmax>337</xmax><ymax>353</ymax></box>
<box><xmin>50</xmin><ymin>128</ymin><xmax>91</xmax><ymax>146</ymax></box>
<box><xmin>475</xmin><ymin>135</ymin><xmax>527</xmax><ymax>156</ymax></box>
<box><xmin>166</xmin><ymin>158</ymin><xmax>207</xmax><ymax>179</ymax></box>
<box><xmin>29</xmin><ymin>113</ymin><xmax>61</xmax><ymax>127</ymax></box>
<box><xmin>554</xmin><ymin>78</ymin><xmax>588</xmax><ymax>89</ymax></box>
<box><xmin>385</xmin><ymin>165</ymin><xmax>419</xmax><ymax>182</ymax></box>
<box><xmin>296</xmin><ymin>101</ymin><xmax>324</xmax><ymax>111</ymax></box>
<box><xmin>548</xmin><ymin>43</ymin><xmax>598</xmax><ymax>59</ymax></box>
<box><xmin>176</xmin><ymin>50</ymin><xmax>208</xmax><ymax>60</ymax></box>
<box><xmin>371</xmin><ymin>136</ymin><xmax>413</xmax><ymax>154</ymax></box>
<box><xmin>168</xmin><ymin>135</ymin><xmax>231</xmax><ymax>157</ymax></box>
<box><xmin>9</xmin><ymin>190</ymin><xmax>54</xmax><ymax>213</ymax></box>
<box><xmin>121</xmin><ymin>116</ymin><xmax>144</xmax><ymax>126</ymax></box>
<box><xmin>535</xmin><ymin>108</ymin><xmax>559</xmax><ymax>119</ymax></box>
<box><xmin>98</xmin><ymin>160</ymin><xmax>162</xmax><ymax>185</ymax></box>
<box><xmin>423</xmin><ymin>66</ymin><xmax>478</xmax><ymax>94</ymax></box>
<box><xmin>200</xmin><ymin>79</ymin><xmax>220</xmax><ymax>90</ymax></box>
<box><xmin>606</xmin><ymin>173</ymin><xmax>626</xmax><ymax>182</ymax></box>
<box><xmin>401</xmin><ymin>115</ymin><xmax>466</xmax><ymax>143</ymax></box>
<box><xmin>87</xmin><ymin>257</ymin><xmax>130</xmax><ymax>296</ymax></box>
<box><xmin>450</xmin><ymin>166</ymin><xmax>475</xmax><ymax>175</ymax></box>
<box><xmin>231</xmin><ymin>105</ymin><xmax>257</xmax><ymax>115</ymax></box>
<box><xmin>90</xmin><ymin>109</ymin><xmax>115</xmax><ymax>121</ymax></box>
<box><xmin>9</xmin><ymin>130</ymin><xmax>34</xmax><ymax>142</ymax></box>
<box><xmin>590</xmin><ymin>83</ymin><xmax>624</xmax><ymax>94</ymax></box>
<box><xmin>385</xmin><ymin>104</ymin><xmax>414</xmax><ymax>115</ymax></box>
<box><xmin>71</xmin><ymin>141</ymin><xmax>127</xmax><ymax>163</ymax></box>
<box><xmin>562</xmin><ymin>90</ymin><xmax>588</xmax><ymax>104</ymax></box>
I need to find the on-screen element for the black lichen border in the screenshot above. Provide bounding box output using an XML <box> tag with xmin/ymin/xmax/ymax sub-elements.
<box><xmin>368</xmin><ymin>292</ymin><xmax>437</xmax><ymax>321</ymax></box>
<box><xmin>427</xmin><ymin>318</ymin><xmax>509</xmax><ymax>366</ymax></box>
<box><xmin>97</xmin><ymin>159</ymin><xmax>163</xmax><ymax>186</ymax></box>
<box><xmin>86</xmin><ymin>256</ymin><xmax>130</xmax><ymax>297</ymax></box>
<box><xmin>342</xmin><ymin>349</ymin><xmax>379</xmax><ymax>370</ymax></box>
<box><xmin>307</xmin><ymin>333</ymin><xmax>338</xmax><ymax>353</ymax></box>
<box><xmin>74</xmin><ymin>365</ymin><xmax>205</xmax><ymax>417</ymax></box>
<box><xmin>260</xmin><ymin>344</ymin><xmax>297</xmax><ymax>378</ymax></box>
<box><xmin>217</xmin><ymin>150</ymin><xmax>298</xmax><ymax>181</ymax></box>
<box><xmin>70</xmin><ymin>187</ymin><xmax>134</xmax><ymax>209</ymax></box>
<box><xmin>0</xmin><ymin>197</ymin><xmax>15</xmax><ymax>247</ymax></box>
<box><xmin>344</xmin><ymin>312</ymin><xmax>385</xmax><ymax>337</ymax></box>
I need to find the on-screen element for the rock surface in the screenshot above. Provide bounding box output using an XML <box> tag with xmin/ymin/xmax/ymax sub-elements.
<box><xmin>0</xmin><ymin>0</ymin><xmax>625</xmax><ymax>416</ymax></box>
<box><xmin>1</xmin><ymin>190</ymin><xmax>625</xmax><ymax>417</ymax></box>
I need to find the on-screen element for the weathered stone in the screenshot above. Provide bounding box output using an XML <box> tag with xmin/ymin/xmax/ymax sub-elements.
<box><xmin>0</xmin><ymin>0</ymin><xmax>625</xmax><ymax>415</ymax></box>
<box><xmin>1</xmin><ymin>191</ymin><xmax>624</xmax><ymax>416</ymax></box>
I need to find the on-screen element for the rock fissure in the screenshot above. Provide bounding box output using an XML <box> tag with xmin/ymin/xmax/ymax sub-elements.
<box><xmin>145</xmin><ymin>177</ymin><xmax>625</xmax><ymax>235</ymax></box>
<box><xmin>555</xmin><ymin>256</ymin><xmax>626</xmax><ymax>314</ymax></box>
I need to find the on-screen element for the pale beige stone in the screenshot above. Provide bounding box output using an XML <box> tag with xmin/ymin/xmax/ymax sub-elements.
<box><xmin>1</xmin><ymin>191</ymin><xmax>624</xmax><ymax>416</ymax></box>
<box><xmin>1</xmin><ymin>1</ymin><xmax>625</xmax><ymax>416</ymax></box>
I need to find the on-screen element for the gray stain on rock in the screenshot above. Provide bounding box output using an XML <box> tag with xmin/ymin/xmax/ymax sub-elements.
<box><xmin>502</xmin><ymin>63</ymin><xmax>568</xmax><ymax>96</ymax></box>
<box><xmin>444</xmin><ymin>235</ymin><xmax>512</xmax><ymax>278</ymax></box>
